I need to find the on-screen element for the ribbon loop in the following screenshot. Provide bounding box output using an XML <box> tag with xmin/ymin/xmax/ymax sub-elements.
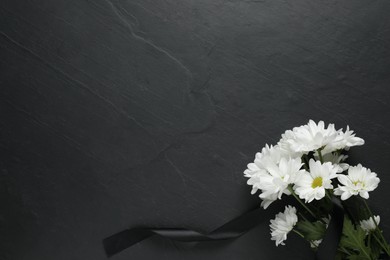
<box><xmin>103</xmin><ymin>199</ymin><xmax>345</xmax><ymax>258</ymax></box>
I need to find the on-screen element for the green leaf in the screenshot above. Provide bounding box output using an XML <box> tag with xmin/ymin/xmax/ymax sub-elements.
<box><xmin>348</xmin><ymin>255</ymin><xmax>371</xmax><ymax>260</ymax></box>
<box><xmin>369</xmin><ymin>233</ymin><xmax>382</xmax><ymax>260</ymax></box>
<box><xmin>339</xmin><ymin>217</ymin><xmax>372</xmax><ymax>260</ymax></box>
<box><xmin>296</xmin><ymin>220</ymin><xmax>326</xmax><ymax>241</ymax></box>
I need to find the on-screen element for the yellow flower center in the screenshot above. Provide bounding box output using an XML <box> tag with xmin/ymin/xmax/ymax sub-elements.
<box><xmin>353</xmin><ymin>180</ymin><xmax>364</xmax><ymax>187</ymax></box>
<box><xmin>312</xmin><ymin>177</ymin><xmax>323</xmax><ymax>188</ymax></box>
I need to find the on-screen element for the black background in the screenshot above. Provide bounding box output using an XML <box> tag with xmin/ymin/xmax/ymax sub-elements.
<box><xmin>1</xmin><ymin>0</ymin><xmax>390</xmax><ymax>259</ymax></box>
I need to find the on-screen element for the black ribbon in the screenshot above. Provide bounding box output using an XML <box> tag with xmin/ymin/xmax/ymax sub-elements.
<box><xmin>103</xmin><ymin>199</ymin><xmax>344</xmax><ymax>259</ymax></box>
<box><xmin>316</xmin><ymin>197</ymin><xmax>344</xmax><ymax>260</ymax></box>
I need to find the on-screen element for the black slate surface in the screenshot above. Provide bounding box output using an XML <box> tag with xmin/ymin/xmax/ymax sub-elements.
<box><xmin>1</xmin><ymin>0</ymin><xmax>390</xmax><ymax>259</ymax></box>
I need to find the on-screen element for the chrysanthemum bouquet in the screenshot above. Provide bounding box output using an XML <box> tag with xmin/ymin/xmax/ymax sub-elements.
<box><xmin>244</xmin><ymin>120</ymin><xmax>390</xmax><ymax>259</ymax></box>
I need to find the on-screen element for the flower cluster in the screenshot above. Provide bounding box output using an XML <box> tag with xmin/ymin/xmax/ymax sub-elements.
<box><xmin>244</xmin><ymin>120</ymin><xmax>388</xmax><ymax>259</ymax></box>
<box><xmin>245</xmin><ymin>120</ymin><xmax>368</xmax><ymax>210</ymax></box>
<box><xmin>270</xmin><ymin>205</ymin><xmax>298</xmax><ymax>246</ymax></box>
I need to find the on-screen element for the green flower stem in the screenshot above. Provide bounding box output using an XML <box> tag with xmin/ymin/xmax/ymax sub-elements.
<box><xmin>288</xmin><ymin>186</ymin><xmax>317</xmax><ymax>220</ymax></box>
<box><xmin>372</xmin><ymin>232</ymin><xmax>390</xmax><ymax>256</ymax></box>
<box><xmin>317</xmin><ymin>149</ymin><xmax>324</xmax><ymax>163</ymax></box>
<box><xmin>338</xmin><ymin>246</ymin><xmax>352</xmax><ymax>256</ymax></box>
<box><xmin>359</xmin><ymin>245</ymin><xmax>373</xmax><ymax>260</ymax></box>
<box><xmin>363</xmin><ymin>199</ymin><xmax>390</xmax><ymax>256</ymax></box>
<box><xmin>299</xmin><ymin>212</ymin><xmax>309</xmax><ymax>222</ymax></box>
<box><xmin>292</xmin><ymin>229</ymin><xmax>305</xmax><ymax>239</ymax></box>
<box><xmin>325</xmin><ymin>190</ymin><xmax>333</xmax><ymax>201</ymax></box>
<box><xmin>368</xmin><ymin>233</ymin><xmax>371</xmax><ymax>250</ymax></box>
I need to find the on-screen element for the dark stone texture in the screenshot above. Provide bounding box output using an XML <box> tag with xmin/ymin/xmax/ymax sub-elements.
<box><xmin>1</xmin><ymin>0</ymin><xmax>390</xmax><ymax>259</ymax></box>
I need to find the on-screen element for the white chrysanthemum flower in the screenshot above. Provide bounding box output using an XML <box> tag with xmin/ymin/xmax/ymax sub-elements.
<box><xmin>294</xmin><ymin>159</ymin><xmax>339</xmax><ymax>203</ymax></box>
<box><xmin>315</xmin><ymin>152</ymin><xmax>349</xmax><ymax>172</ymax></box>
<box><xmin>278</xmin><ymin>129</ymin><xmax>305</xmax><ymax>158</ymax></box>
<box><xmin>360</xmin><ymin>215</ymin><xmax>380</xmax><ymax>234</ymax></box>
<box><xmin>333</xmin><ymin>125</ymin><xmax>365</xmax><ymax>150</ymax></box>
<box><xmin>244</xmin><ymin>164</ymin><xmax>265</xmax><ymax>195</ymax></box>
<box><xmin>279</xmin><ymin>120</ymin><xmax>339</xmax><ymax>155</ymax></box>
<box><xmin>334</xmin><ymin>164</ymin><xmax>380</xmax><ymax>200</ymax></box>
<box><xmin>270</xmin><ymin>205</ymin><xmax>298</xmax><ymax>246</ymax></box>
<box><xmin>260</xmin><ymin>194</ymin><xmax>278</xmax><ymax>209</ymax></box>
<box><xmin>244</xmin><ymin>145</ymin><xmax>305</xmax><ymax>209</ymax></box>
<box><xmin>244</xmin><ymin>144</ymin><xmax>289</xmax><ymax>194</ymax></box>
<box><xmin>257</xmin><ymin>157</ymin><xmax>306</xmax><ymax>208</ymax></box>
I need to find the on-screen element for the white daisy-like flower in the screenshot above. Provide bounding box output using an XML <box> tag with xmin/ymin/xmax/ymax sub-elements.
<box><xmin>279</xmin><ymin>120</ymin><xmax>339</xmax><ymax>155</ymax></box>
<box><xmin>244</xmin><ymin>144</ymin><xmax>289</xmax><ymax>194</ymax></box>
<box><xmin>260</xmin><ymin>194</ymin><xmax>278</xmax><ymax>209</ymax></box>
<box><xmin>270</xmin><ymin>205</ymin><xmax>298</xmax><ymax>246</ymax></box>
<box><xmin>244</xmin><ymin>145</ymin><xmax>305</xmax><ymax>209</ymax></box>
<box><xmin>315</xmin><ymin>152</ymin><xmax>349</xmax><ymax>172</ymax></box>
<box><xmin>294</xmin><ymin>159</ymin><xmax>339</xmax><ymax>203</ymax></box>
<box><xmin>257</xmin><ymin>157</ymin><xmax>306</xmax><ymax>208</ymax></box>
<box><xmin>333</xmin><ymin>125</ymin><xmax>365</xmax><ymax>150</ymax></box>
<box><xmin>278</xmin><ymin>129</ymin><xmax>305</xmax><ymax>158</ymax></box>
<box><xmin>360</xmin><ymin>215</ymin><xmax>380</xmax><ymax>234</ymax></box>
<box><xmin>334</xmin><ymin>164</ymin><xmax>380</xmax><ymax>200</ymax></box>
<box><xmin>245</xmin><ymin>164</ymin><xmax>265</xmax><ymax>195</ymax></box>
